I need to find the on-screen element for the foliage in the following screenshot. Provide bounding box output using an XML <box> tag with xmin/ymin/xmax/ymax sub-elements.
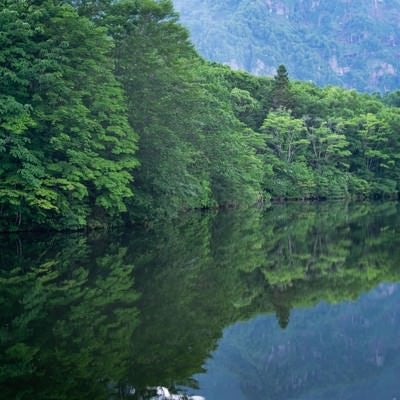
<box><xmin>72</xmin><ymin>0</ymin><xmax>264</xmax><ymax>220</ymax></box>
<box><xmin>0</xmin><ymin>0</ymin><xmax>138</xmax><ymax>231</ymax></box>
<box><xmin>1</xmin><ymin>0</ymin><xmax>400</xmax><ymax>232</ymax></box>
<box><xmin>270</xmin><ymin>65</ymin><xmax>294</xmax><ymax>110</ymax></box>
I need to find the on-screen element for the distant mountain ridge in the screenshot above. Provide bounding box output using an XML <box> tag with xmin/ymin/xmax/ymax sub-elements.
<box><xmin>173</xmin><ymin>0</ymin><xmax>400</xmax><ymax>92</ymax></box>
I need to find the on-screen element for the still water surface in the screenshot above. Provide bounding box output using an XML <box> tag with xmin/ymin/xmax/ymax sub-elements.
<box><xmin>1</xmin><ymin>202</ymin><xmax>400</xmax><ymax>399</ymax></box>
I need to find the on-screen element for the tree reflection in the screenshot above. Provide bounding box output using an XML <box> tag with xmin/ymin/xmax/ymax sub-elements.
<box><xmin>1</xmin><ymin>202</ymin><xmax>400</xmax><ymax>398</ymax></box>
<box><xmin>0</xmin><ymin>235</ymin><xmax>139</xmax><ymax>399</ymax></box>
<box><xmin>125</xmin><ymin>202</ymin><xmax>400</xmax><ymax>392</ymax></box>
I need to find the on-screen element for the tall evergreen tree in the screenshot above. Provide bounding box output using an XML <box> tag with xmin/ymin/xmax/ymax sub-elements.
<box><xmin>271</xmin><ymin>64</ymin><xmax>294</xmax><ymax>110</ymax></box>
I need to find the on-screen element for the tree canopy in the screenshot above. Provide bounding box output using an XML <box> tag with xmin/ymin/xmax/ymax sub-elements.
<box><xmin>0</xmin><ymin>0</ymin><xmax>399</xmax><ymax>231</ymax></box>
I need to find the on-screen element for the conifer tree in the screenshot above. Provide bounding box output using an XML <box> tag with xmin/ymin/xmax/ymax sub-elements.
<box><xmin>271</xmin><ymin>64</ymin><xmax>294</xmax><ymax>110</ymax></box>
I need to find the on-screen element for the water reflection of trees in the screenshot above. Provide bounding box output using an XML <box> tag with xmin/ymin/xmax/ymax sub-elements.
<box><xmin>1</xmin><ymin>202</ymin><xmax>400</xmax><ymax>398</ymax></box>
<box><xmin>127</xmin><ymin>202</ymin><xmax>400</xmax><ymax>392</ymax></box>
<box><xmin>209</xmin><ymin>283</ymin><xmax>400</xmax><ymax>400</ymax></box>
<box><xmin>0</xmin><ymin>235</ymin><xmax>139</xmax><ymax>399</ymax></box>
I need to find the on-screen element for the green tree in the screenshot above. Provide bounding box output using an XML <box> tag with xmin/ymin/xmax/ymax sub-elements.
<box><xmin>0</xmin><ymin>0</ymin><xmax>138</xmax><ymax>230</ymax></box>
<box><xmin>306</xmin><ymin>118</ymin><xmax>351</xmax><ymax>169</ymax></box>
<box><xmin>384</xmin><ymin>90</ymin><xmax>400</xmax><ymax>108</ymax></box>
<box><xmin>261</xmin><ymin>109</ymin><xmax>308</xmax><ymax>163</ymax></box>
<box><xmin>230</xmin><ymin>87</ymin><xmax>262</xmax><ymax>128</ymax></box>
<box><xmin>260</xmin><ymin>109</ymin><xmax>316</xmax><ymax>198</ymax></box>
<box><xmin>99</xmin><ymin>0</ymin><xmax>214</xmax><ymax>218</ymax></box>
<box><xmin>196</xmin><ymin>64</ymin><xmax>264</xmax><ymax>206</ymax></box>
<box><xmin>270</xmin><ymin>65</ymin><xmax>294</xmax><ymax>110</ymax></box>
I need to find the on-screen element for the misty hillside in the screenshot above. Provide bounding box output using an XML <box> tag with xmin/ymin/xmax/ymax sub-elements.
<box><xmin>173</xmin><ymin>0</ymin><xmax>400</xmax><ymax>92</ymax></box>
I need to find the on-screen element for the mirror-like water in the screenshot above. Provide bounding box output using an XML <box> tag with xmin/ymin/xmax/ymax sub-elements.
<box><xmin>188</xmin><ymin>284</ymin><xmax>400</xmax><ymax>400</ymax></box>
<box><xmin>1</xmin><ymin>202</ymin><xmax>400</xmax><ymax>399</ymax></box>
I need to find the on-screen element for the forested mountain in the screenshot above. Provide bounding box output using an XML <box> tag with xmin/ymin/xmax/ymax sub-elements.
<box><xmin>1</xmin><ymin>0</ymin><xmax>400</xmax><ymax>232</ymax></box>
<box><xmin>173</xmin><ymin>0</ymin><xmax>400</xmax><ymax>92</ymax></box>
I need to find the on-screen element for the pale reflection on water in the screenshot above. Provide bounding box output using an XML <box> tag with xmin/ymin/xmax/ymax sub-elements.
<box><xmin>186</xmin><ymin>283</ymin><xmax>400</xmax><ymax>400</ymax></box>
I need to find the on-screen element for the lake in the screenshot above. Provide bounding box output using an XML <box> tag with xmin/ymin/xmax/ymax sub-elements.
<box><xmin>1</xmin><ymin>202</ymin><xmax>400</xmax><ymax>399</ymax></box>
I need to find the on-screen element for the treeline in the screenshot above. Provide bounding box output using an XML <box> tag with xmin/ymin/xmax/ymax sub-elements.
<box><xmin>0</xmin><ymin>0</ymin><xmax>399</xmax><ymax>231</ymax></box>
<box><xmin>230</xmin><ymin>65</ymin><xmax>400</xmax><ymax>200</ymax></box>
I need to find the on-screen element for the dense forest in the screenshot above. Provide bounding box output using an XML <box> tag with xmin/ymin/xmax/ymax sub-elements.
<box><xmin>1</xmin><ymin>0</ymin><xmax>400</xmax><ymax>232</ymax></box>
<box><xmin>173</xmin><ymin>0</ymin><xmax>400</xmax><ymax>92</ymax></box>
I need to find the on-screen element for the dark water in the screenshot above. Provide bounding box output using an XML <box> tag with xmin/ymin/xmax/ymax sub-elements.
<box><xmin>1</xmin><ymin>202</ymin><xmax>400</xmax><ymax>400</ymax></box>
